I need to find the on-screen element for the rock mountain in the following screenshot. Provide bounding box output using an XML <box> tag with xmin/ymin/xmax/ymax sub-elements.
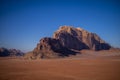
<box><xmin>0</xmin><ymin>47</ymin><xmax>24</xmax><ymax>57</ymax></box>
<box><xmin>53</xmin><ymin>26</ymin><xmax>110</xmax><ymax>50</ymax></box>
<box><xmin>31</xmin><ymin>26</ymin><xmax>111</xmax><ymax>58</ymax></box>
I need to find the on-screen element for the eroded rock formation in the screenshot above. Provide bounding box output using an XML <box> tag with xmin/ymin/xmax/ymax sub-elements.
<box><xmin>33</xmin><ymin>37</ymin><xmax>76</xmax><ymax>58</ymax></box>
<box><xmin>53</xmin><ymin>26</ymin><xmax>111</xmax><ymax>50</ymax></box>
<box><xmin>32</xmin><ymin>26</ymin><xmax>111</xmax><ymax>58</ymax></box>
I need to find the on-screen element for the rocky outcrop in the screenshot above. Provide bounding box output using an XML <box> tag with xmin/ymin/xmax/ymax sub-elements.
<box><xmin>53</xmin><ymin>26</ymin><xmax>111</xmax><ymax>50</ymax></box>
<box><xmin>32</xmin><ymin>26</ymin><xmax>111</xmax><ymax>59</ymax></box>
<box><xmin>33</xmin><ymin>37</ymin><xmax>76</xmax><ymax>58</ymax></box>
<box><xmin>0</xmin><ymin>47</ymin><xmax>24</xmax><ymax>57</ymax></box>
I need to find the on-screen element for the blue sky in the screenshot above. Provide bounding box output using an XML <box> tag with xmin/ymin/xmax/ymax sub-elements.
<box><xmin>0</xmin><ymin>0</ymin><xmax>120</xmax><ymax>52</ymax></box>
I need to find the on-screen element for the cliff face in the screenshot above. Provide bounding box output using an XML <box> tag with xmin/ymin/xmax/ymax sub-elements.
<box><xmin>32</xmin><ymin>26</ymin><xmax>111</xmax><ymax>58</ymax></box>
<box><xmin>53</xmin><ymin>26</ymin><xmax>111</xmax><ymax>50</ymax></box>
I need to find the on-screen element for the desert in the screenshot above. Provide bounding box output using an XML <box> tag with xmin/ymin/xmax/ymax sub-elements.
<box><xmin>1</xmin><ymin>0</ymin><xmax>120</xmax><ymax>80</ymax></box>
<box><xmin>0</xmin><ymin>50</ymin><xmax>120</xmax><ymax>80</ymax></box>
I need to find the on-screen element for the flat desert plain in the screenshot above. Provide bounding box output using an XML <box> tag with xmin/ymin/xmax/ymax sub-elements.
<box><xmin>0</xmin><ymin>52</ymin><xmax>120</xmax><ymax>80</ymax></box>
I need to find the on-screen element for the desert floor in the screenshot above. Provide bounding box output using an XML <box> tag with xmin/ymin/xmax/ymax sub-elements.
<box><xmin>0</xmin><ymin>53</ymin><xmax>120</xmax><ymax>80</ymax></box>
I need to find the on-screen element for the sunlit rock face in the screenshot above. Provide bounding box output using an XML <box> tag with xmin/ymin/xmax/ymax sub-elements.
<box><xmin>32</xmin><ymin>26</ymin><xmax>111</xmax><ymax>58</ymax></box>
<box><xmin>53</xmin><ymin>26</ymin><xmax>111</xmax><ymax>50</ymax></box>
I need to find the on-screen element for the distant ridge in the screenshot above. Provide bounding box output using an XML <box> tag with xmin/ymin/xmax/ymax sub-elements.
<box><xmin>0</xmin><ymin>47</ymin><xmax>24</xmax><ymax>57</ymax></box>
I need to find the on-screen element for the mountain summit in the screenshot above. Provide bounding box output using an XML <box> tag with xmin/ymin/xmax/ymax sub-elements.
<box><xmin>31</xmin><ymin>26</ymin><xmax>111</xmax><ymax>58</ymax></box>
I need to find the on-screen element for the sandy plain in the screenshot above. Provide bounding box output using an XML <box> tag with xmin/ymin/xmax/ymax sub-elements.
<box><xmin>0</xmin><ymin>51</ymin><xmax>120</xmax><ymax>80</ymax></box>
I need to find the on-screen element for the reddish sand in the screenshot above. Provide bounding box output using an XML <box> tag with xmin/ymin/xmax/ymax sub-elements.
<box><xmin>0</xmin><ymin>56</ymin><xmax>120</xmax><ymax>80</ymax></box>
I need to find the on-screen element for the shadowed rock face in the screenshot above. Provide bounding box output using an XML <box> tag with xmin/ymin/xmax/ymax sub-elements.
<box><xmin>32</xmin><ymin>26</ymin><xmax>111</xmax><ymax>58</ymax></box>
<box><xmin>33</xmin><ymin>37</ymin><xmax>76</xmax><ymax>58</ymax></box>
<box><xmin>53</xmin><ymin>26</ymin><xmax>111</xmax><ymax>50</ymax></box>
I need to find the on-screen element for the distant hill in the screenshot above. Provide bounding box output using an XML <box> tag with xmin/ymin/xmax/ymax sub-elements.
<box><xmin>27</xmin><ymin>26</ymin><xmax>111</xmax><ymax>59</ymax></box>
<box><xmin>0</xmin><ymin>47</ymin><xmax>24</xmax><ymax>57</ymax></box>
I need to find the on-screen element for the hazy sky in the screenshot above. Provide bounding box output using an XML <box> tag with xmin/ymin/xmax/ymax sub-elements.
<box><xmin>0</xmin><ymin>0</ymin><xmax>120</xmax><ymax>52</ymax></box>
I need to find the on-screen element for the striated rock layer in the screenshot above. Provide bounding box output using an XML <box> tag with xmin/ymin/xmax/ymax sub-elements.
<box><xmin>32</xmin><ymin>26</ymin><xmax>111</xmax><ymax>59</ymax></box>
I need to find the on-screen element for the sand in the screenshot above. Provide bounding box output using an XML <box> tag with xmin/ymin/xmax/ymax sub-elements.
<box><xmin>0</xmin><ymin>55</ymin><xmax>120</xmax><ymax>80</ymax></box>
